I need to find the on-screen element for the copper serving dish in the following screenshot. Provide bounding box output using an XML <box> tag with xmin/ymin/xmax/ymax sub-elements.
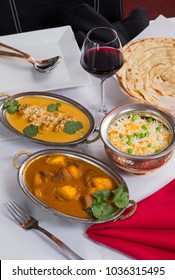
<box><xmin>100</xmin><ymin>103</ymin><xmax>175</xmax><ymax>175</ymax></box>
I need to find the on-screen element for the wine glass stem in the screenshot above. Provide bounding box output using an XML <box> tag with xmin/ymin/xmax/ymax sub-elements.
<box><xmin>99</xmin><ymin>79</ymin><xmax>107</xmax><ymax>115</ymax></box>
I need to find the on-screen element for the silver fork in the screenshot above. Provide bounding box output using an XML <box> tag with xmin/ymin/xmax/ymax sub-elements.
<box><xmin>5</xmin><ymin>200</ymin><xmax>84</xmax><ymax>260</ymax></box>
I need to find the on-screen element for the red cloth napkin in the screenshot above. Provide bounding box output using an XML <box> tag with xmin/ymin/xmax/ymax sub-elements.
<box><xmin>86</xmin><ymin>179</ymin><xmax>175</xmax><ymax>260</ymax></box>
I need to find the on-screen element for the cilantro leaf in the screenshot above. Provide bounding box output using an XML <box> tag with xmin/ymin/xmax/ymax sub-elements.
<box><xmin>3</xmin><ymin>100</ymin><xmax>12</xmax><ymax>108</ymax></box>
<box><xmin>63</xmin><ymin>121</ymin><xmax>83</xmax><ymax>134</ymax></box>
<box><xmin>47</xmin><ymin>102</ymin><xmax>61</xmax><ymax>112</ymax></box>
<box><xmin>87</xmin><ymin>181</ymin><xmax>130</xmax><ymax>221</ymax></box>
<box><xmin>93</xmin><ymin>190</ymin><xmax>111</xmax><ymax>203</ymax></box>
<box><xmin>90</xmin><ymin>203</ymin><xmax>115</xmax><ymax>221</ymax></box>
<box><xmin>23</xmin><ymin>124</ymin><xmax>39</xmax><ymax>137</ymax></box>
<box><xmin>3</xmin><ymin>99</ymin><xmax>20</xmax><ymax>114</ymax></box>
<box><xmin>112</xmin><ymin>183</ymin><xmax>129</xmax><ymax>208</ymax></box>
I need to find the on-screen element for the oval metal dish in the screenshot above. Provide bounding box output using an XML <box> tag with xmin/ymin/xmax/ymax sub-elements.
<box><xmin>0</xmin><ymin>91</ymin><xmax>97</xmax><ymax>146</ymax></box>
<box><xmin>13</xmin><ymin>149</ymin><xmax>136</xmax><ymax>224</ymax></box>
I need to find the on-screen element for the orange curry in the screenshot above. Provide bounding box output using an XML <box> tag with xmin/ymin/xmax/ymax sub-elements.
<box><xmin>5</xmin><ymin>96</ymin><xmax>91</xmax><ymax>143</ymax></box>
<box><xmin>24</xmin><ymin>154</ymin><xmax>118</xmax><ymax>218</ymax></box>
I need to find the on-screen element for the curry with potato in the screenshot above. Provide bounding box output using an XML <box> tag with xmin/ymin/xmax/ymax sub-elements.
<box><xmin>23</xmin><ymin>154</ymin><xmax>129</xmax><ymax>221</ymax></box>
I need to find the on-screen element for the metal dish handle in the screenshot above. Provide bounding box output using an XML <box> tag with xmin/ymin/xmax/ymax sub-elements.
<box><xmin>13</xmin><ymin>150</ymin><xmax>31</xmax><ymax>169</ymax></box>
<box><xmin>0</xmin><ymin>92</ymin><xmax>11</xmax><ymax>102</ymax></box>
<box><xmin>83</xmin><ymin>127</ymin><xmax>101</xmax><ymax>144</ymax></box>
<box><xmin>113</xmin><ymin>199</ymin><xmax>137</xmax><ymax>222</ymax></box>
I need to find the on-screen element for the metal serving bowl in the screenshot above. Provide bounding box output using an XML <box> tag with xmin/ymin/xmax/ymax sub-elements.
<box><xmin>0</xmin><ymin>91</ymin><xmax>99</xmax><ymax>145</ymax></box>
<box><xmin>100</xmin><ymin>103</ymin><xmax>175</xmax><ymax>175</ymax></box>
<box><xmin>13</xmin><ymin>149</ymin><xmax>136</xmax><ymax>224</ymax></box>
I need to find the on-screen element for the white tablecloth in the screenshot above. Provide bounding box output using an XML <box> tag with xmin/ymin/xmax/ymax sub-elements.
<box><xmin>0</xmin><ymin>15</ymin><xmax>175</xmax><ymax>260</ymax></box>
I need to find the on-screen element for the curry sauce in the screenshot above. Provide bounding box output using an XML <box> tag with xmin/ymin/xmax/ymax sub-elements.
<box><xmin>5</xmin><ymin>95</ymin><xmax>91</xmax><ymax>143</ymax></box>
<box><xmin>24</xmin><ymin>154</ymin><xmax>118</xmax><ymax>219</ymax></box>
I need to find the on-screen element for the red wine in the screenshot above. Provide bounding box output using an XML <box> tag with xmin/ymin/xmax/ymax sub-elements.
<box><xmin>80</xmin><ymin>46</ymin><xmax>124</xmax><ymax>79</ymax></box>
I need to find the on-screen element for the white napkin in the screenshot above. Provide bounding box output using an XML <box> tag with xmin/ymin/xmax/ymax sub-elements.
<box><xmin>135</xmin><ymin>15</ymin><xmax>175</xmax><ymax>39</ymax></box>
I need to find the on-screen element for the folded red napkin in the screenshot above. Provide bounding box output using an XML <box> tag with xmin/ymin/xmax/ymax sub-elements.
<box><xmin>86</xmin><ymin>178</ymin><xmax>175</xmax><ymax>260</ymax></box>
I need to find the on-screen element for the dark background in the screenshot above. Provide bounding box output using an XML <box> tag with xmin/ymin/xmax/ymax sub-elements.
<box><xmin>122</xmin><ymin>0</ymin><xmax>175</xmax><ymax>20</ymax></box>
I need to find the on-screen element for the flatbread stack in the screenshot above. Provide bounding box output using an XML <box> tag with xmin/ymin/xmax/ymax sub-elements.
<box><xmin>116</xmin><ymin>37</ymin><xmax>175</xmax><ymax>104</ymax></box>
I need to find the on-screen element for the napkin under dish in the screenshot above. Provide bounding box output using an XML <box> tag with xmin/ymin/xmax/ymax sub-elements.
<box><xmin>86</xmin><ymin>179</ymin><xmax>175</xmax><ymax>260</ymax></box>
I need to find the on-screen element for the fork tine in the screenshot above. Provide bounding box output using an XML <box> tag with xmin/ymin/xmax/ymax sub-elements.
<box><xmin>10</xmin><ymin>200</ymin><xmax>30</xmax><ymax>218</ymax></box>
<box><xmin>6</xmin><ymin>202</ymin><xmax>24</xmax><ymax>224</ymax></box>
<box><xmin>6</xmin><ymin>200</ymin><xmax>30</xmax><ymax>224</ymax></box>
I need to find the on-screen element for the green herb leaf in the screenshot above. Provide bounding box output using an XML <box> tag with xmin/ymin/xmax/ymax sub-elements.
<box><xmin>3</xmin><ymin>100</ymin><xmax>12</xmax><ymax>108</ymax></box>
<box><xmin>87</xmin><ymin>182</ymin><xmax>129</xmax><ymax>221</ymax></box>
<box><xmin>47</xmin><ymin>102</ymin><xmax>61</xmax><ymax>112</ymax></box>
<box><xmin>63</xmin><ymin>121</ymin><xmax>83</xmax><ymax>134</ymax></box>
<box><xmin>90</xmin><ymin>203</ymin><xmax>115</xmax><ymax>221</ymax></box>
<box><xmin>112</xmin><ymin>183</ymin><xmax>129</xmax><ymax>208</ymax></box>
<box><xmin>3</xmin><ymin>99</ymin><xmax>20</xmax><ymax>114</ymax></box>
<box><xmin>93</xmin><ymin>190</ymin><xmax>111</xmax><ymax>203</ymax></box>
<box><xmin>23</xmin><ymin>124</ymin><xmax>39</xmax><ymax>137</ymax></box>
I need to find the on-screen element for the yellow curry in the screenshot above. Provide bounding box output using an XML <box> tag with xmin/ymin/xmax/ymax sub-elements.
<box><xmin>5</xmin><ymin>95</ymin><xmax>91</xmax><ymax>143</ymax></box>
<box><xmin>24</xmin><ymin>154</ymin><xmax>118</xmax><ymax>219</ymax></box>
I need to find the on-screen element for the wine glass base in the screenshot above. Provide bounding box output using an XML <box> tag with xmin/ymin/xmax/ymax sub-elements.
<box><xmin>97</xmin><ymin>108</ymin><xmax>107</xmax><ymax>117</ymax></box>
<box><xmin>95</xmin><ymin>107</ymin><xmax>107</xmax><ymax>127</ymax></box>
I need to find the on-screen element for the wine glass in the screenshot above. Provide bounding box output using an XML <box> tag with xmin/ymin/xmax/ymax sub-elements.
<box><xmin>80</xmin><ymin>27</ymin><xmax>124</xmax><ymax>119</ymax></box>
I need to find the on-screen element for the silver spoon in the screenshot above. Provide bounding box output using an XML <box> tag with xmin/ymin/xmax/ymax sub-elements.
<box><xmin>0</xmin><ymin>42</ymin><xmax>61</xmax><ymax>73</ymax></box>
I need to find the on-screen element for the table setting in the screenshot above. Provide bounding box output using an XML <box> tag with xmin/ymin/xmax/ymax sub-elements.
<box><xmin>0</xmin><ymin>15</ymin><xmax>175</xmax><ymax>260</ymax></box>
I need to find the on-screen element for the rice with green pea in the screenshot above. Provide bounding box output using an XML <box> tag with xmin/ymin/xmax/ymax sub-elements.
<box><xmin>108</xmin><ymin>114</ymin><xmax>172</xmax><ymax>155</ymax></box>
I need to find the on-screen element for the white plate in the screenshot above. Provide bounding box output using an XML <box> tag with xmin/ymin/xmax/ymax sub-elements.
<box><xmin>0</xmin><ymin>26</ymin><xmax>90</xmax><ymax>94</ymax></box>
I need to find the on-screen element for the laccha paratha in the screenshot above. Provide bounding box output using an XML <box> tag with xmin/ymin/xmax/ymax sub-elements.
<box><xmin>116</xmin><ymin>37</ymin><xmax>175</xmax><ymax>104</ymax></box>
